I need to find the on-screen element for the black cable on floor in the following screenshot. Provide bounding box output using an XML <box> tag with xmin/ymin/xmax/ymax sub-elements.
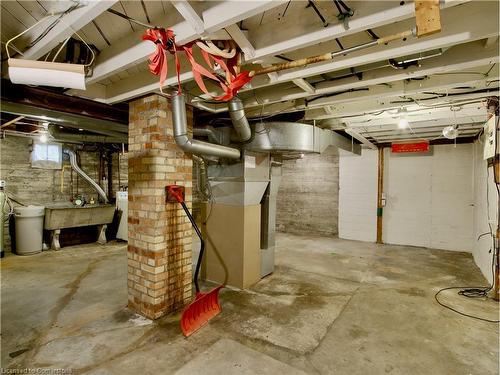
<box><xmin>434</xmin><ymin>114</ymin><xmax>500</xmax><ymax>324</ymax></box>
<box><xmin>434</xmin><ymin>285</ymin><xmax>499</xmax><ymax>323</ymax></box>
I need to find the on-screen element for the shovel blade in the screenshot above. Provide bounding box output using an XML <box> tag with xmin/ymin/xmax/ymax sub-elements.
<box><xmin>180</xmin><ymin>285</ymin><xmax>223</xmax><ymax>337</ymax></box>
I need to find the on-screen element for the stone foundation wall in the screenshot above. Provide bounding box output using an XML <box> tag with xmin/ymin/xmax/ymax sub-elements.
<box><xmin>276</xmin><ymin>148</ymin><xmax>339</xmax><ymax>236</ymax></box>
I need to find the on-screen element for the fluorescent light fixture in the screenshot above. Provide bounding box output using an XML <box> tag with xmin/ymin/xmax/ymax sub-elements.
<box><xmin>8</xmin><ymin>59</ymin><xmax>86</xmax><ymax>90</ymax></box>
<box><xmin>442</xmin><ymin>125</ymin><xmax>458</xmax><ymax>139</ymax></box>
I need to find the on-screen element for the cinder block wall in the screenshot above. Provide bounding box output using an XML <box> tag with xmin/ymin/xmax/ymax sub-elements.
<box><xmin>276</xmin><ymin>147</ymin><xmax>339</xmax><ymax>236</ymax></box>
<box><xmin>127</xmin><ymin>94</ymin><xmax>192</xmax><ymax>319</ymax></box>
<box><xmin>0</xmin><ymin>136</ymin><xmax>128</xmax><ymax>251</ymax></box>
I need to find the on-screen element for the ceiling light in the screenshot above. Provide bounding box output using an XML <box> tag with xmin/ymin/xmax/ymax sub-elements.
<box><xmin>39</xmin><ymin>133</ymin><xmax>48</xmax><ymax>143</ymax></box>
<box><xmin>442</xmin><ymin>125</ymin><xmax>458</xmax><ymax>139</ymax></box>
<box><xmin>397</xmin><ymin>108</ymin><xmax>409</xmax><ymax>129</ymax></box>
<box><xmin>398</xmin><ymin>117</ymin><xmax>409</xmax><ymax>129</ymax></box>
<box><xmin>443</xmin><ymin>106</ymin><xmax>460</xmax><ymax>139</ymax></box>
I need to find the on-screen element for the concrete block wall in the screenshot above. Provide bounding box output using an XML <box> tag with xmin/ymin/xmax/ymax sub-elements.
<box><xmin>276</xmin><ymin>147</ymin><xmax>339</xmax><ymax>236</ymax></box>
<box><xmin>127</xmin><ymin>94</ymin><xmax>192</xmax><ymax>319</ymax></box>
<box><xmin>0</xmin><ymin>136</ymin><xmax>127</xmax><ymax>251</ymax></box>
<box><xmin>338</xmin><ymin>149</ymin><xmax>378</xmax><ymax>242</ymax></box>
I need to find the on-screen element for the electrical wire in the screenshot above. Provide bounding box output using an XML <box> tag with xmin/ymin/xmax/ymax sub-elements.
<box><xmin>26</xmin><ymin>2</ymin><xmax>80</xmax><ymax>49</ymax></box>
<box><xmin>434</xmin><ymin>114</ymin><xmax>500</xmax><ymax>323</ymax></box>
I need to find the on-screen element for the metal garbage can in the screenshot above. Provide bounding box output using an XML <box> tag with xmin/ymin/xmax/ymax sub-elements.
<box><xmin>14</xmin><ymin>206</ymin><xmax>45</xmax><ymax>255</ymax></box>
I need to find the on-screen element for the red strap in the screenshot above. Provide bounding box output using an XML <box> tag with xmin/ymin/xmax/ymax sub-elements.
<box><xmin>142</xmin><ymin>28</ymin><xmax>252</xmax><ymax>101</ymax></box>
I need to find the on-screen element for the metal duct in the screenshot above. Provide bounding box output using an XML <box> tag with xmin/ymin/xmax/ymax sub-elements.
<box><xmin>228</xmin><ymin>97</ymin><xmax>251</xmax><ymax>142</ymax></box>
<box><xmin>172</xmin><ymin>93</ymin><xmax>241</xmax><ymax>159</ymax></box>
<box><xmin>1</xmin><ymin>101</ymin><xmax>128</xmax><ymax>138</ymax></box>
<box><xmin>245</xmin><ymin>121</ymin><xmax>361</xmax><ymax>155</ymax></box>
<box><xmin>49</xmin><ymin>125</ymin><xmax>127</xmax><ymax>144</ymax></box>
<box><xmin>193</xmin><ymin>126</ymin><xmax>223</xmax><ymax>144</ymax></box>
<box><xmin>63</xmin><ymin>149</ymin><xmax>109</xmax><ymax>203</ymax></box>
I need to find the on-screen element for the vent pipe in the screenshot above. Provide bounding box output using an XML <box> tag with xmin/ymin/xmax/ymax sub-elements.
<box><xmin>63</xmin><ymin>149</ymin><xmax>109</xmax><ymax>203</ymax></box>
<box><xmin>172</xmin><ymin>93</ymin><xmax>240</xmax><ymax>159</ymax></box>
<box><xmin>49</xmin><ymin>125</ymin><xmax>127</xmax><ymax>144</ymax></box>
<box><xmin>193</xmin><ymin>125</ymin><xmax>223</xmax><ymax>144</ymax></box>
<box><xmin>228</xmin><ymin>97</ymin><xmax>251</xmax><ymax>142</ymax></box>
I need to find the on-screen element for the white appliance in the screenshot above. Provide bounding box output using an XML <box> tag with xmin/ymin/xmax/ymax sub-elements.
<box><xmin>116</xmin><ymin>191</ymin><xmax>128</xmax><ymax>241</ymax></box>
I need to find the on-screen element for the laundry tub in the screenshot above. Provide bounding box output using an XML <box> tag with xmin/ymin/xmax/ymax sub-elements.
<box><xmin>14</xmin><ymin>205</ymin><xmax>45</xmax><ymax>255</ymax></box>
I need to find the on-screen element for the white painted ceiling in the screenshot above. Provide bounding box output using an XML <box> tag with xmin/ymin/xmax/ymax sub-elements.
<box><xmin>1</xmin><ymin>0</ymin><xmax>499</xmax><ymax>145</ymax></box>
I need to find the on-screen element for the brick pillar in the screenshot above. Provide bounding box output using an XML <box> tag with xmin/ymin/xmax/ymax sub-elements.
<box><xmin>127</xmin><ymin>94</ymin><xmax>193</xmax><ymax>319</ymax></box>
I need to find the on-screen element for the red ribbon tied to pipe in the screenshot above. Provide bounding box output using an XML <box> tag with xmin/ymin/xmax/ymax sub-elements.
<box><xmin>142</xmin><ymin>28</ymin><xmax>178</xmax><ymax>92</ymax></box>
<box><xmin>142</xmin><ymin>28</ymin><xmax>252</xmax><ymax>101</ymax></box>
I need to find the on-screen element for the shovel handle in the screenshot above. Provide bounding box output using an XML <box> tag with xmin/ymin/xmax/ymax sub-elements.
<box><xmin>180</xmin><ymin>201</ymin><xmax>203</xmax><ymax>293</ymax></box>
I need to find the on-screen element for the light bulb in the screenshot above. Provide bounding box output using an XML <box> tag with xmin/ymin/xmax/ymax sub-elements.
<box><xmin>398</xmin><ymin>117</ymin><xmax>409</xmax><ymax>129</ymax></box>
<box><xmin>39</xmin><ymin>133</ymin><xmax>48</xmax><ymax>143</ymax></box>
<box><xmin>442</xmin><ymin>125</ymin><xmax>458</xmax><ymax>139</ymax></box>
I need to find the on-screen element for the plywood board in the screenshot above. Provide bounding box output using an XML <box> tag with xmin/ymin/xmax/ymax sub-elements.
<box><xmin>415</xmin><ymin>0</ymin><xmax>441</xmax><ymax>37</ymax></box>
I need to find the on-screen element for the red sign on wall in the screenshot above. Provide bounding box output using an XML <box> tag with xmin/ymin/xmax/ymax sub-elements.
<box><xmin>391</xmin><ymin>141</ymin><xmax>430</xmax><ymax>153</ymax></box>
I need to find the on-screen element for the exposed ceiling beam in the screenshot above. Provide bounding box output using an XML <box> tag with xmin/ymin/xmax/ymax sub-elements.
<box><xmin>307</xmin><ymin>91</ymin><xmax>493</xmax><ymax>120</ymax></box>
<box><xmin>353</xmin><ymin>117</ymin><xmax>487</xmax><ymax>131</ymax></box>
<box><xmin>344</xmin><ymin>128</ymin><xmax>377</xmax><ymax>150</ymax></box>
<box><xmin>292</xmin><ymin>78</ymin><xmax>315</xmax><ymax>94</ymax></box>
<box><xmin>87</xmin><ymin>0</ymin><xmax>285</xmax><ymax>84</ymax></box>
<box><xmin>0</xmin><ymin>116</ymin><xmax>25</xmax><ymax>129</ymax></box>
<box><xmin>242</xmin><ymin>41</ymin><xmax>498</xmax><ymax>109</ymax></box>
<box><xmin>171</xmin><ymin>1</ymin><xmax>205</xmax><ymax>35</ymax></box>
<box><xmin>225</xmin><ymin>24</ymin><xmax>255</xmax><ymax>59</ymax></box>
<box><xmin>262</xmin><ymin>1</ymin><xmax>499</xmax><ymax>87</ymax></box>
<box><xmin>248</xmin><ymin>0</ymin><xmax>466</xmax><ymax>62</ymax></box>
<box><xmin>102</xmin><ymin>1</ymin><xmax>497</xmax><ymax>104</ymax></box>
<box><xmin>22</xmin><ymin>1</ymin><xmax>118</xmax><ymax>61</ymax></box>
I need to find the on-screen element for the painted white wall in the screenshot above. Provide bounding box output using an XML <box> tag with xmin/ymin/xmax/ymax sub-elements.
<box><xmin>472</xmin><ymin>138</ymin><xmax>498</xmax><ymax>284</ymax></box>
<box><xmin>338</xmin><ymin>149</ymin><xmax>378</xmax><ymax>242</ymax></box>
<box><xmin>339</xmin><ymin>144</ymin><xmax>476</xmax><ymax>251</ymax></box>
<box><xmin>383</xmin><ymin>144</ymin><xmax>474</xmax><ymax>251</ymax></box>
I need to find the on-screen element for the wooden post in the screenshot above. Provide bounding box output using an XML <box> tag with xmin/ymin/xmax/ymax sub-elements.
<box><xmin>494</xmin><ymin>226</ymin><xmax>499</xmax><ymax>301</ymax></box>
<box><xmin>376</xmin><ymin>147</ymin><xmax>385</xmax><ymax>244</ymax></box>
<box><xmin>494</xmin><ymin>155</ymin><xmax>500</xmax><ymax>301</ymax></box>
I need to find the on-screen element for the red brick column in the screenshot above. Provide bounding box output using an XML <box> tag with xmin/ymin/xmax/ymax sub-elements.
<box><xmin>127</xmin><ymin>94</ymin><xmax>193</xmax><ymax>319</ymax></box>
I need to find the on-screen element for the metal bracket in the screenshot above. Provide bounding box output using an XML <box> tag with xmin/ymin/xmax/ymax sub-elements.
<box><xmin>165</xmin><ymin>185</ymin><xmax>185</xmax><ymax>203</ymax></box>
<box><xmin>337</xmin><ymin>11</ymin><xmax>354</xmax><ymax>30</ymax></box>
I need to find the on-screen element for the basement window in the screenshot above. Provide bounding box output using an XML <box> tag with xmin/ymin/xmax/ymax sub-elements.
<box><xmin>31</xmin><ymin>142</ymin><xmax>62</xmax><ymax>169</ymax></box>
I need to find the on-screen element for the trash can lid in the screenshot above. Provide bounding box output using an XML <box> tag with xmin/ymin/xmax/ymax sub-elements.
<box><xmin>14</xmin><ymin>205</ymin><xmax>45</xmax><ymax>217</ymax></box>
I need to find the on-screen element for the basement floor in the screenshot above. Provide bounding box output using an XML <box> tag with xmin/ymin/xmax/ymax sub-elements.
<box><xmin>1</xmin><ymin>233</ymin><xmax>498</xmax><ymax>374</ymax></box>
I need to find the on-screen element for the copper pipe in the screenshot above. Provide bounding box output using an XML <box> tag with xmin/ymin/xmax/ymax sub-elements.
<box><xmin>248</xmin><ymin>29</ymin><xmax>415</xmax><ymax>77</ymax></box>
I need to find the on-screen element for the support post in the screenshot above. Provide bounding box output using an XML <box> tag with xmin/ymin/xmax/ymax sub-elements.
<box><xmin>127</xmin><ymin>94</ymin><xmax>193</xmax><ymax>319</ymax></box>
<box><xmin>376</xmin><ymin>147</ymin><xmax>385</xmax><ymax>244</ymax></box>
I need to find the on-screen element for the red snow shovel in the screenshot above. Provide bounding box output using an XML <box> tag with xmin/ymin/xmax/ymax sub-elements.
<box><xmin>166</xmin><ymin>185</ymin><xmax>223</xmax><ymax>337</ymax></box>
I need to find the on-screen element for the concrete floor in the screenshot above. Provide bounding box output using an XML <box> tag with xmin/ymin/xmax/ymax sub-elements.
<box><xmin>1</xmin><ymin>233</ymin><xmax>498</xmax><ymax>374</ymax></box>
